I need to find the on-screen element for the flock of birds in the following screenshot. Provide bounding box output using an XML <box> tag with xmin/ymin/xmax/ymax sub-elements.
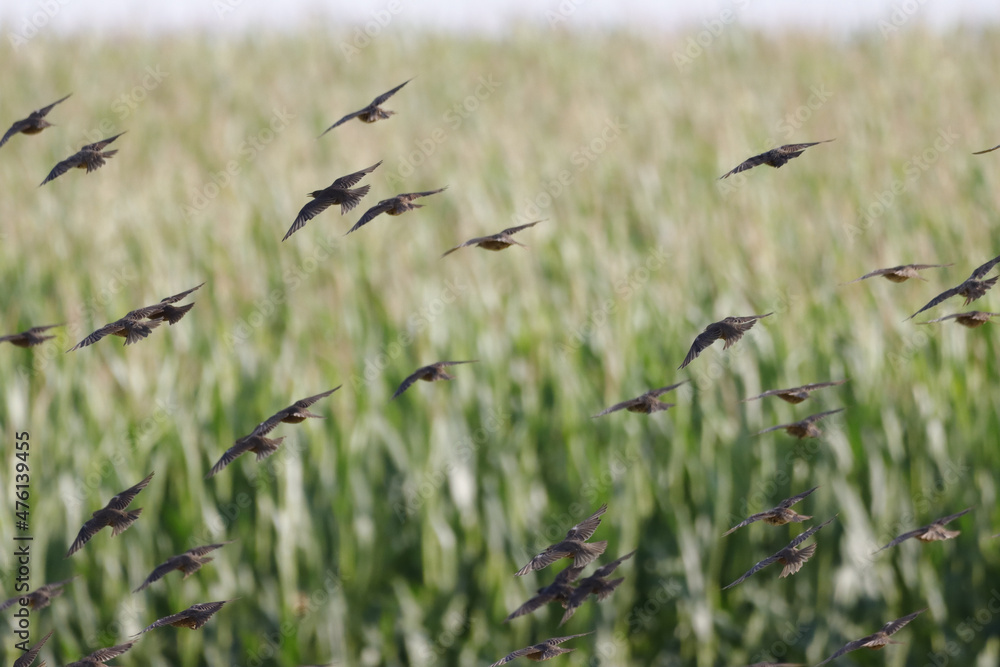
<box><xmin>3</xmin><ymin>61</ymin><xmax>1000</xmax><ymax>667</ymax></box>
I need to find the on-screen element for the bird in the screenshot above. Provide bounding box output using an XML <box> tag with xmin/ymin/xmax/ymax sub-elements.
<box><xmin>722</xmin><ymin>516</ymin><xmax>835</xmax><ymax>589</ymax></box>
<box><xmin>347</xmin><ymin>187</ymin><xmax>447</xmax><ymax>234</ymax></box>
<box><xmin>972</xmin><ymin>144</ymin><xmax>1000</xmax><ymax>155</ymax></box>
<box><xmin>247</xmin><ymin>387</ymin><xmax>342</xmax><ymax>436</ymax></box>
<box><xmin>516</xmin><ymin>504</ymin><xmax>608</xmax><ymax>576</ymax></box>
<box><xmin>206</xmin><ymin>433</ymin><xmax>286</xmax><ymax>478</ymax></box>
<box><xmin>137</xmin><ymin>599</ymin><xmax>235</xmax><ymax>633</ymax></box>
<box><xmin>0</xmin><ymin>577</ymin><xmax>77</xmax><ymax>611</ymax></box>
<box><xmin>917</xmin><ymin>311</ymin><xmax>1000</xmax><ymax>328</ymax></box>
<box><xmin>504</xmin><ymin>566</ymin><xmax>583</xmax><ymax>622</ymax></box>
<box><xmin>39</xmin><ymin>132</ymin><xmax>126</xmax><ymax>185</ymax></box>
<box><xmin>874</xmin><ymin>508</ymin><xmax>972</xmax><ymax>553</ymax></box>
<box><xmin>319</xmin><ymin>79</ymin><xmax>412</xmax><ymax>136</ymax></box>
<box><xmin>592</xmin><ymin>381</ymin><xmax>688</xmax><ymax>417</ymax></box>
<box><xmin>559</xmin><ymin>549</ymin><xmax>636</xmax><ymax>625</ymax></box>
<box><xmin>741</xmin><ymin>380</ymin><xmax>847</xmax><ymax>405</ymax></box>
<box><xmin>490</xmin><ymin>633</ymin><xmax>592</xmax><ymax>666</ymax></box>
<box><xmin>815</xmin><ymin>608</ymin><xmax>926</xmax><ymax>665</ymax></box>
<box><xmin>441</xmin><ymin>221</ymin><xmax>543</xmax><ymax>257</ymax></box>
<box><xmin>719</xmin><ymin>140</ymin><xmax>834</xmax><ymax>179</ymax></box>
<box><xmin>679</xmin><ymin>313</ymin><xmax>772</xmax><ymax>369</ymax></box>
<box><xmin>133</xmin><ymin>541</ymin><xmax>234</xmax><ymax>592</ymax></box>
<box><xmin>755</xmin><ymin>408</ymin><xmax>844</xmax><ymax>439</ymax></box>
<box><xmin>844</xmin><ymin>263</ymin><xmax>951</xmax><ymax>284</ymax></box>
<box><xmin>0</xmin><ymin>93</ymin><xmax>71</xmax><ymax>149</ymax></box>
<box><xmin>0</xmin><ymin>324</ymin><xmax>62</xmax><ymax>348</ymax></box>
<box><xmin>723</xmin><ymin>487</ymin><xmax>818</xmax><ymax>536</ymax></box>
<box><xmin>68</xmin><ymin>283</ymin><xmax>203</xmax><ymax>351</ymax></box>
<box><xmin>12</xmin><ymin>629</ymin><xmax>53</xmax><ymax>667</ymax></box>
<box><xmin>66</xmin><ymin>472</ymin><xmax>154</xmax><ymax>556</ymax></box>
<box><xmin>282</xmin><ymin>162</ymin><xmax>381</xmax><ymax>241</ymax></box>
<box><xmin>391</xmin><ymin>360</ymin><xmax>477</xmax><ymax>399</ymax></box>
<box><xmin>907</xmin><ymin>254</ymin><xmax>1000</xmax><ymax>320</ymax></box>
<box><xmin>62</xmin><ymin>641</ymin><xmax>136</xmax><ymax>667</ymax></box>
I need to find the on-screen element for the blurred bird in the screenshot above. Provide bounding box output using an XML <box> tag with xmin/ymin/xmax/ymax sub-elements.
<box><xmin>12</xmin><ymin>629</ymin><xmax>53</xmax><ymax>667</ymax></box>
<box><xmin>723</xmin><ymin>487</ymin><xmax>818</xmax><ymax>536</ymax></box>
<box><xmin>63</xmin><ymin>641</ymin><xmax>136</xmax><ymax>667</ymax></box>
<box><xmin>66</xmin><ymin>472</ymin><xmax>154</xmax><ymax>556</ymax></box>
<box><xmin>516</xmin><ymin>504</ymin><xmax>608</xmax><ymax>576</ymax></box>
<box><xmin>0</xmin><ymin>324</ymin><xmax>62</xmax><ymax>348</ymax></box>
<box><xmin>742</xmin><ymin>380</ymin><xmax>847</xmax><ymax>404</ymax></box>
<box><xmin>40</xmin><ymin>131</ymin><xmax>125</xmax><ymax>185</ymax></box>
<box><xmin>137</xmin><ymin>599</ymin><xmax>235</xmax><ymax>633</ymax></box>
<box><xmin>391</xmin><ymin>360</ymin><xmax>477</xmax><ymax>399</ymax></box>
<box><xmin>816</xmin><ymin>609</ymin><xmax>926</xmax><ymax>665</ymax></box>
<box><xmin>559</xmin><ymin>550</ymin><xmax>635</xmax><ymax>625</ymax></box>
<box><xmin>0</xmin><ymin>577</ymin><xmax>77</xmax><ymax>611</ymax></box>
<box><xmin>505</xmin><ymin>566</ymin><xmax>583</xmax><ymax>622</ymax></box>
<box><xmin>206</xmin><ymin>433</ymin><xmax>286</xmax><ymax>478</ymax></box>
<box><xmin>282</xmin><ymin>162</ymin><xmax>381</xmax><ymax>241</ymax></box>
<box><xmin>972</xmin><ymin>144</ymin><xmax>1000</xmax><ymax>155</ymax></box>
<box><xmin>908</xmin><ymin>254</ymin><xmax>1000</xmax><ymax>320</ymax></box>
<box><xmin>917</xmin><ymin>311</ymin><xmax>1000</xmax><ymax>328</ymax></box>
<box><xmin>133</xmin><ymin>542</ymin><xmax>234</xmax><ymax>592</ymax></box>
<box><xmin>679</xmin><ymin>313</ymin><xmax>772</xmax><ymax>369</ymax></box>
<box><xmin>319</xmin><ymin>79</ymin><xmax>412</xmax><ymax>136</ymax></box>
<box><xmin>347</xmin><ymin>187</ymin><xmax>447</xmax><ymax>234</ymax></box>
<box><xmin>874</xmin><ymin>508</ymin><xmax>972</xmax><ymax>553</ymax></box>
<box><xmin>490</xmin><ymin>633</ymin><xmax>592</xmax><ymax>666</ymax></box>
<box><xmin>844</xmin><ymin>263</ymin><xmax>951</xmax><ymax>284</ymax></box>
<box><xmin>441</xmin><ymin>221</ymin><xmax>542</xmax><ymax>257</ymax></box>
<box><xmin>592</xmin><ymin>382</ymin><xmax>688</xmax><ymax>417</ymax></box>
<box><xmin>755</xmin><ymin>408</ymin><xmax>844</xmax><ymax>439</ymax></box>
<box><xmin>719</xmin><ymin>140</ymin><xmax>834</xmax><ymax>178</ymax></box>
<box><xmin>0</xmin><ymin>94</ymin><xmax>71</xmax><ymax>148</ymax></box>
<box><xmin>723</xmin><ymin>517</ymin><xmax>835</xmax><ymax>589</ymax></box>
<box><xmin>251</xmin><ymin>387</ymin><xmax>342</xmax><ymax>434</ymax></box>
<box><xmin>68</xmin><ymin>283</ymin><xmax>203</xmax><ymax>351</ymax></box>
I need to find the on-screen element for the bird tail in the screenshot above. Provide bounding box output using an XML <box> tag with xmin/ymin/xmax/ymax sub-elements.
<box><xmin>160</xmin><ymin>303</ymin><xmax>195</xmax><ymax>324</ymax></box>
<box><xmin>254</xmin><ymin>436</ymin><xmax>285</xmax><ymax>461</ymax></box>
<box><xmin>112</xmin><ymin>508</ymin><xmax>144</xmax><ymax>536</ymax></box>
<box><xmin>339</xmin><ymin>185</ymin><xmax>371</xmax><ymax>214</ymax></box>
<box><xmin>571</xmin><ymin>540</ymin><xmax>608</xmax><ymax>568</ymax></box>
<box><xmin>182</xmin><ymin>557</ymin><xmax>212</xmax><ymax>577</ymax></box>
<box><xmin>101</xmin><ymin>149</ymin><xmax>119</xmax><ymax>158</ymax></box>
<box><xmin>779</xmin><ymin>543</ymin><xmax>817</xmax><ymax>578</ymax></box>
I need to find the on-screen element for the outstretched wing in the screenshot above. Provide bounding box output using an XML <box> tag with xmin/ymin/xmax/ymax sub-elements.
<box><xmin>0</xmin><ymin>119</ymin><xmax>31</xmax><ymax>148</ymax></box>
<box><xmin>679</xmin><ymin>329</ymin><xmax>718</xmax><ymax>369</ymax></box>
<box><xmin>720</xmin><ymin>150</ymin><xmax>773</xmax><ymax>178</ymax></box>
<box><xmin>370</xmin><ymin>78</ymin><xmax>412</xmax><ymax>107</ymax></box>
<box><xmin>815</xmin><ymin>637</ymin><xmax>870</xmax><ymax>665</ymax></box>
<box><xmin>565</xmin><ymin>504</ymin><xmax>608</xmax><ymax>541</ymax></box>
<box><xmin>292</xmin><ymin>386</ymin><xmax>342</xmax><ymax>410</ymax></box>
<box><xmin>331</xmin><ymin>161</ymin><xmax>382</xmax><ymax>189</ymax></box>
<box><xmin>83</xmin><ymin>131</ymin><xmax>126</xmax><ymax>151</ymax></box>
<box><xmin>803</xmin><ymin>408</ymin><xmax>844</xmax><ymax>425</ymax></box>
<box><xmin>968</xmin><ymin>254</ymin><xmax>1000</xmax><ymax>280</ymax></box>
<box><xmin>403</xmin><ymin>186</ymin><xmax>447</xmax><ymax>200</ymax></box>
<box><xmin>875</xmin><ymin>527</ymin><xmax>926</xmax><ymax>553</ymax></box>
<box><xmin>722</xmin><ymin>553</ymin><xmax>780</xmax><ymax>589</ymax></box>
<box><xmin>347</xmin><ymin>201</ymin><xmax>394</xmax><ymax>234</ymax></box>
<box><xmin>934</xmin><ymin>507</ymin><xmax>973</xmax><ymax>526</ymax></box>
<box><xmin>908</xmin><ymin>285</ymin><xmax>962</xmax><ymax>319</ymax></box>
<box><xmin>318</xmin><ymin>109</ymin><xmax>364</xmax><ymax>136</ymax></box>
<box><xmin>591</xmin><ymin>398</ymin><xmax>641</xmax><ymax>418</ymax></box>
<box><xmin>206</xmin><ymin>438</ymin><xmax>255</xmax><ymax>477</ymax></box>
<box><xmin>33</xmin><ymin>93</ymin><xmax>72</xmax><ymax>117</ymax></box>
<box><xmin>284</xmin><ymin>199</ymin><xmax>335</xmax><ymax>240</ymax></box>
<box><xmin>973</xmin><ymin>144</ymin><xmax>1000</xmax><ymax>155</ymax></box>
<box><xmin>441</xmin><ymin>236</ymin><xmax>491</xmax><ymax>257</ymax></box>
<box><xmin>40</xmin><ymin>152</ymin><xmax>85</xmax><ymax>185</ymax></box>
<box><xmin>134</xmin><ymin>557</ymin><xmax>181</xmax><ymax>592</ymax></box>
<box><xmin>107</xmin><ymin>472</ymin><xmax>155</xmax><ymax>510</ymax></box>
<box><xmin>391</xmin><ymin>368</ymin><xmax>427</xmax><ymax>399</ymax></box>
<box><xmin>504</xmin><ymin>592</ymin><xmax>557</xmax><ymax>621</ymax></box>
<box><xmin>881</xmin><ymin>608</ymin><xmax>927</xmax><ymax>636</ymax></box>
<box><xmin>186</xmin><ymin>541</ymin><xmax>234</xmax><ymax>557</ymax></box>
<box><xmin>13</xmin><ymin>629</ymin><xmax>53</xmax><ymax>667</ymax></box>
<box><xmin>589</xmin><ymin>549</ymin><xmax>636</xmax><ymax>577</ymax></box>
<box><xmin>722</xmin><ymin>511</ymin><xmax>774</xmax><ymax>536</ymax></box>
<box><xmin>500</xmin><ymin>220</ymin><xmax>543</xmax><ymax>236</ymax></box>
<box><xmin>778</xmin><ymin>486</ymin><xmax>819</xmax><ymax>509</ymax></box>
<box><xmin>66</xmin><ymin>516</ymin><xmax>106</xmax><ymax>556</ymax></box>
<box><xmin>648</xmin><ymin>381</ymin><xmax>688</xmax><ymax>397</ymax></box>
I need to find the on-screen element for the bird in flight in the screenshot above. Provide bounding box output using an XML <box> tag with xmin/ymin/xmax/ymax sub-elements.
<box><xmin>68</xmin><ymin>283</ymin><xmax>203</xmax><ymax>351</ymax></box>
<box><xmin>137</xmin><ymin>599</ymin><xmax>235</xmax><ymax>633</ymax></box>
<box><xmin>391</xmin><ymin>360</ymin><xmax>477</xmax><ymax>399</ymax></box>
<box><xmin>0</xmin><ymin>576</ymin><xmax>77</xmax><ymax>611</ymax></box>
<box><xmin>12</xmin><ymin>630</ymin><xmax>53</xmax><ymax>667</ymax></box>
<box><xmin>282</xmin><ymin>162</ymin><xmax>381</xmax><ymax>241</ymax></box>
<box><xmin>719</xmin><ymin>139</ymin><xmax>834</xmax><ymax>179</ymax></box>
<box><xmin>755</xmin><ymin>408</ymin><xmax>844</xmax><ymax>439</ymax></box>
<box><xmin>516</xmin><ymin>504</ymin><xmax>608</xmax><ymax>576</ymax></box>
<box><xmin>347</xmin><ymin>187</ymin><xmax>447</xmax><ymax>234</ymax></box>
<box><xmin>441</xmin><ymin>221</ymin><xmax>543</xmax><ymax>257</ymax></box>
<box><xmin>504</xmin><ymin>565</ymin><xmax>583</xmax><ymax>622</ymax></box>
<box><xmin>490</xmin><ymin>633</ymin><xmax>592</xmax><ymax>666</ymax></box>
<box><xmin>679</xmin><ymin>313</ymin><xmax>772</xmax><ymax>369</ymax></box>
<box><xmin>62</xmin><ymin>641</ymin><xmax>137</xmax><ymax>667</ymax></box>
<box><xmin>722</xmin><ymin>487</ymin><xmax>818</xmax><ymax>536</ymax></box>
<box><xmin>815</xmin><ymin>608</ymin><xmax>926</xmax><ymax>665</ymax></box>
<box><xmin>722</xmin><ymin>516</ymin><xmax>835</xmax><ymax>589</ymax></box>
<box><xmin>908</xmin><ymin>254</ymin><xmax>1000</xmax><ymax>320</ymax></box>
<box><xmin>207</xmin><ymin>433</ymin><xmax>286</xmax><ymax>478</ymax></box>
<box><xmin>917</xmin><ymin>311</ymin><xmax>1000</xmax><ymax>328</ymax></box>
<box><xmin>874</xmin><ymin>508</ymin><xmax>972</xmax><ymax>553</ymax></box>
<box><xmin>251</xmin><ymin>387</ymin><xmax>342</xmax><ymax>433</ymax></box>
<box><xmin>592</xmin><ymin>381</ymin><xmax>688</xmax><ymax>417</ymax></box>
<box><xmin>559</xmin><ymin>549</ymin><xmax>635</xmax><ymax>625</ymax></box>
<box><xmin>133</xmin><ymin>541</ymin><xmax>234</xmax><ymax>592</ymax></box>
<box><xmin>40</xmin><ymin>131</ymin><xmax>125</xmax><ymax>185</ymax></box>
<box><xmin>742</xmin><ymin>380</ymin><xmax>847</xmax><ymax>405</ymax></box>
<box><xmin>972</xmin><ymin>144</ymin><xmax>1000</xmax><ymax>155</ymax></box>
<box><xmin>66</xmin><ymin>472</ymin><xmax>154</xmax><ymax>556</ymax></box>
<box><xmin>1</xmin><ymin>93</ymin><xmax>71</xmax><ymax>148</ymax></box>
<box><xmin>0</xmin><ymin>324</ymin><xmax>62</xmax><ymax>348</ymax></box>
<box><xmin>319</xmin><ymin>79</ymin><xmax>412</xmax><ymax>136</ymax></box>
<box><xmin>844</xmin><ymin>263</ymin><xmax>951</xmax><ymax>284</ymax></box>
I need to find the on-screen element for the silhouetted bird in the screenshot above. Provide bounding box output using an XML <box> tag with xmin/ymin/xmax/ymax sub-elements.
<box><xmin>679</xmin><ymin>313</ymin><xmax>772</xmax><ymax>369</ymax></box>
<box><xmin>874</xmin><ymin>508</ymin><xmax>972</xmax><ymax>553</ymax></box>
<box><xmin>816</xmin><ymin>609</ymin><xmax>926</xmax><ymax>665</ymax></box>
<box><xmin>844</xmin><ymin>263</ymin><xmax>951</xmax><ymax>284</ymax></box>
<box><xmin>756</xmin><ymin>408</ymin><xmax>844</xmax><ymax>439</ymax></box>
<box><xmin>133</xmin><ymin>542</ymin><xmax>234</xmax><ymax>592</ymax></box>
<box><xmin>319</xmin><ymin>79</ymin><xmax>412</xmax><ymax>135</ymax></box>
<box><xmin>559</xmin><ymin>550</ymin><xmax>635</xmax><ymax>625</ymax></box>
<box><xmin>719</xmin><ymin>140</ymin><xmax>834</xmax><ymax>179</ymax></box>
<box><xmin>206</xmin><ymin>434</ymin><xmax>286</xmax><ymax>478</ymax></box>
<box><xmin>282</xmin><ymin>162</ymin><xmax>381</xmax><ymax>241</ymax></box>
<box><xmin>490</xmin><ymin>633</ymin><xmax>592</xmax><ymax>666</ymax></box>
<box><xmin>592</xmin><ymin>382</ymin><xmax>688</xmax><ymax>417</ymax></box>
<box><xmin>13</xmin><ymin>629</ymin><xmax>53</xmax><ymax>667</ymax></box>
<box><xmin>742</xmin><ymin>380</ymin><xmax>847</xmax><ymax>404</ymax></box>
<box><xmin>1</xmin><ymin>94</ymin><xmax>71</xmax><ymax>148</ymax></box>
<box><xmin>442</xmin><ymin>221</ymin><xmax>542</xmax><ymax>257</ymax></box>
<box><xmin>137</xmin><ymin>599</ymin><xmax>235</xmax><ymax>633</ymax></box>
<box><xmin>505</xmin><ymin>566</ymin><xmax>583</xmax><ymax>622</ymax></box>
<box><xmin>68</xmin><ymin>283</ymin><xmax>203</xmax><ymax>351</ymax></box>
<box><xmin>63</xmin><ymin>641</ymin><xmax>136</xmax><ymax>667</ymax></box>
<box><xmin>908</xmin><ymin>254</ymin><xmax>1000</xmax><ymax>320</ymax></box>
<box><xmin>40</xmin><ymin>132</ymin><xmax>125</xmax><ymax>185</ymax></box>
<box><xmin>66</xmin><ymin>472</ymin><xmax>154</xmax><ymax>557</ymax></box>
<box><xmin>516</xmin><ymin>504</ymin><xmax>608</xmax><ymax>576</ymax></box>
<box><xmin>0</xmin><ymin>324</ymin><xmax>62</xmax><ymax>348</ymax></box>
<box><xmin>972</xmin><ymin>144</ymin><xmax>1000</xmax><ymax>155</ymax></box>
<box><xmin>723</xmin><ymin>487</ymin><xmax>818</xmax><ymax>536</ymax></box>
<box><xmin>723</xmin><ymin>517</ymin><xmax>835</xmax><ymax>589</ymax></box>
<box><xmin>917</xmin><ymin>311</ymin><xmax>1000</xmax><ymax>328</ymax></box>
<box><xmin>391</xmin><ymin>360</ymin><xmax>477</xmax><ymax>399</ymax></box>
<box><xmin>347</xmin><ymin>187</ymin><xmax>447</xmax><ymax>234</ymax></box>
<box><xmin>0</xmin><ymin>577</ymin><xmax>77</xmax><ymax>611</ymax></box>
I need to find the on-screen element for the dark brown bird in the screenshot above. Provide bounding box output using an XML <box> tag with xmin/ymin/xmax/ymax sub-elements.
<box><xmin>40</xmin><ymin>132</ymin><xmax>125</xmax><ymax>186</ymax></box>
<box><xmin>723</xmin><ymin>487</ymin><xmax>818</xmax><ymax>536</ymax></box>
<box><xmin>0</xmin><ymin>94</ymin><xmax>71</xmax><ymax>148</ymax></box>
<box><xmin>249</xmin><ymin>386</ymin><xmax>342</xmax><ymax>435</ymax></box>
<box><xmin>816</xmin><ymin>609</ymin><xmax>926</xmax><ymax>665</ymax></box>
<box><xmin>206</xmin><ymin>433</ymin><xmax>287</xmax><ymax>478</ymax></box>
<box><xmin>66</xmin><ymin>472</ymin><xmax>154</xmax><ymax>557</ymax></box>
<box><xmin>874</xmin><ymin>508</ymin><xmax>972</xmax><ymax>553</ymax></box>
<box><xmin>844</xmin><ymin>263</ymin><xmax>951</xmax><ymax>284</ymax></box>
<box><xmin>719</xmin><ymin>140</ymin><xmax>834</xmax><ymax>179</ymax></box>
<box><xmin>755</xmin><ymin>408</ymin><xmax>844</xmax><ymax>439</ymax></box>
<box><xmin>559</xmin><ymin>549</ymin><xmax>635</xmax><ymax>625</ymax></box>
<box><xmin>133</xmin><ymin>541</ymin><xmax>234</xmax><ymax>592</ymax></box>
<box><xmin>917</xmin><ymin>311</ymin><xmax>1000</xmax><ymax>328</ymax></box>
<box><xmin>723</xmin><ymin>516</ymin><xmax>835</xmax><ymax>589</ymax></box>
<box><xmin>592</xmin><ymin>381</ymin><xmax>688</xmax><ymax>417</ymax></box>
<box><xmin>504</xmin><ymin>566</ymin><xmax>583</xmax><ymax>622</ymax></box>
<box><xmin>0</xmin><ymin>324</ymin><xmax>62</xmax><ymax>348</ymax></box>
<box><xmin>319</xmin><ymin>79</ymin><xmax>412</xmax><ymax>136</ymax></box>
<box><xmin>0</xmin><ymin>577</ymin><xmax>77</xmax><ymax>611</ymax></box>
<box><xmin>63</xmin><ymin>641</ymin><xmax>136</xmax><ymax>667</ymax></box>
<box><xmin>973</xmin><ymin>144</ymin><xmax>1000</xmax><ymax>155</ymax></box>
<box><xmin>441</xmin><ymin>221</ymin><xmax>543</xmax><ymax>257</ymax></box>
<box><xmin>490</xmin><ymin>633</ymin><xmax>592</xmax><ymax>666</ymax></box>
<box><xmin>137</xmin><ymin>599</ymin><xmax>235</xmax><ymax>633</ymax></box>
<box><xmin>391</xmin><ymin>360</ymin><xmax>477</xmax><ymax>399</ymax></box>
<box><xmin>68</xmin><ymin>283</ymin><xmax>203</xmax><ymax>351</ymax></box>
<box><xmin>679</xmin><ymin>313</ymin><xmax>772</xmax><ymax>369</ymax></box>
<box><xmin>347</xmin><ymin>187</ymin><xmax>447</xmax><ymax>234</ymax></box>
<box><xmin>516</xmin><ymin>504</ymin><xmax>608</xmax><ymax>576</ymax></box>
<box><xmin>282</xmin><ymin>162</ymin><xmax>381</xmax><ymax>241</ymax></box>
<box><xmin>742</xmin><ymin>380</ymin><xmax>847</xmax><ymax>405</ymax></box>
<box><xmin>908</xmin><ymin>254</ymin><xmax>1000</xmax><ymax>320</ymax></box>
<box><xmin>12</xmin><ymin>629</ymin><xmax>53</xmax><ymax>667</ymax></box>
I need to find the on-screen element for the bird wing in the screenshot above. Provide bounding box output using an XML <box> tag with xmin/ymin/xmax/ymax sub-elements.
<box><xmin>648</xmin><ymin>381</ymin><xmax>688</xmax><ymax>397</ymax></box>
<box><xmin>968</xmin><ymin>254</ymin><xmax>1000</xmax><ymax>280</ymax></box>
<box><xmin>134</xmin><ymin>557</ymin><xmax>181</xmax><ymax>592</ymax></box>
<box><xmin>441</xmin><ymin>237</ymin><xmax>488</xmax><ymax>257</ymax></box>
<box><xmin>331</xmin><ymin>161</ymin><xmax>383</xmax><ymax>189</ymax></box>
<box><xmin>755</xmin><ymin>422</ymin><xmax>794</xmax><ymax>435</ymax></box>
<box><xmin>40</xmin><ymin>152</ymin><xmax>85</xmax><ymax>185</ymax></box>
<box><xmin>778</xmin><ymin>486</ymin><xmax>819</xmax><ymax>509</ymax></box>
<box><xmin>347</xmin><ymin>201</ymin><xmax>394</xmax><ymax>233</ymax></box>
<box><xmin>370</xmin><ymin>78</ymin><xmax>412</xmax><ymax>106</ymax></box>
<box><xmin>0</xmin><ymin>119</ymin><xmax>31</xmax><ymax>148</ymax></box>
<box><xmin>291</xmin><ymin>386</ymin><xmax>342</xmax><ymax>410</ymax></box>
<box><xmin>83</xmin><ymin>132</ymin><xmax>126</xmax><ymax>151</ymax></box>
<box><xmin>156</xmin><ymin>283</ymin><xmax>205</xmax><ymax>306</ymax></box>
<box><xmin>881</xmin><ymin>608</ymin><xmax>927</xmax><ymax>635</ymax></box>
<box><xmin>504</xmin><ymin>592</ymin><xmax>557</xmax><ymax>621</ymax></box>
<box><xmin>12</xmin><ymin>630</ymin><xmax>53</xmax><ymax>667</ymax></box>
<box><xmin>284</xmin><ymin>198</ymin><xmax>334</xmax><ymax>240</ymax></box>
<box><xmin>34</xmin><ymin>93</ymin><xmax>72</xmax><ymax>117</ymax></box>
<box><xmin>207</xmin><ymin>438</ymin><xmax>255</xmax><ymax>477</ymax></box>
<box><xmin>403</xmin><ymin>186</ymin><xmax>448</xmax><ymax>200</ymax></box>
<box><xmin>934</xmin><ymin>507</ymin><xmax>973</xmax><ymax>526</ymax></box>
<box><xmin>973</xmin><ymin>144</ymin><xmax>1000</xmax><ymax>155</ymax></box>
<box><xmin>490</xmin><ymin>646</ymin><xmax>538</xmax><ymax>666</ymax></box>
<box><xmin>591</xmin><ymin>398</ymin><xmax>641</xmax><ymax>418</ymax></box>
<box><xmin>515</xmin><ymin>545</ymin><xmax>575</xmax><ymax>576</ymax></box>
<box><xmin>66</xmin><ymin>516</ymin><xmax>106</xmax><ymax>556</ymax></box>
<box><xmin>186</xmin><ymin>541</ymin><xmax>234</xmax><ymax>557</ymax></box>
<box><xmin>142</xmin><ymin>610</ymin><xmax>190</xmax><ymax>632</ymax></box>
<box><xmin>500</xmin><ymin>220</ymin><xmax>543</xmax><ymax>236</ymax></box>
<box><xmin>722</xmin><ymin>511</ymin><xmax>773</xmax><ymax>536</ymax></box>
<box><xmin>720</xmin><ymin>151</ymin><xmax>772</xmax><ymax>178</ymax></box>
<box><xmin>565</xmin><ymin>504</ymin><xmax>608</xmax><ymax>541</ymax></box>
<box><xmin>86</xmin><ymin>642</ymin><xmax>136</xmax><ymax>661</ymax></box>
<box><xmin>845</xmin><ymin>268</ymin><xmax>896</xmax><ymax>283</ymax></box>
<box><xmin>876</xmin><ymin>527</ymin><xmax>926</xmax><ymax>552</ymax></box>
<box><xmin>589</xmin><ymin>549</ymin><xmax>636</xmax><ymax>577</ymax></box>
<box><xmin>391</xmin><ymin>367</ymin><xmax>429</xmax><ymax>399</ymax></box>
<box><xmin>784</xmin><ymin>516</ymin><xmax>836</xmax><ymax>549</ymax></box>
<box><xmin>318</xmin><ymin>110</ymin><xmax>364</xmax><ymax>136</ymax></box>
<box><xmin>437</xmin><ymin>359</ymin><xmax>478</xmax><ymax>368</ymax></box>
<box><xmin>908</xmin><ymin>285</ymin><xmax>962</xmax><ymax>319</ymax></box>
<box><xmin>107</xmin><ymin>472</ymin><xmax>155</xmax><ymax>510</ymax></box>
<box><xmin>815</xmin><ymin>637</ymin><xmax>869</xmax><ymax>665</ymax></box>
<box><xmin>803</xmin><ymin>408</ymin><xmax>844</xmax><ymax>425</ymax></box>
<box><xmin>679</xmin><ymin>329</ymin><xmax>718</xmax><ymax>369</ymax></box>
<box><xmin>778</xmin><ymin>140</ymin><xmax>833</xmax><ymax>153</ymax></box>
<box><xmin>723</xmin><ymin>553</ymin><xmax>780</xmax><ymax>589</ymax></box>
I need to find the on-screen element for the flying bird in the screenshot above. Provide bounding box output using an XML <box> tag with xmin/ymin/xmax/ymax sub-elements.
<box><xmin>559</xmin><ymin>549</ymin><xmax>635</xmax><ymax>625</ymax></box>
<box><xmin>0</xmin><ymin>324</ymin><xmax>62</xmax><ymax>348</ymax></box>
<box><xmin>66</xmin><ymin>472</ymin><xmax>154</xmax><ymax>556</ymax></box>
<box><xmin>68</xmin><ymin>283</ymin><xmax>203</xmax><ymax>351</ymax></box>
<box><xmin>282</xmin><ymin>162</ymin><xmax>381</xmax><ymax>241</ymax></box>
<box><xmin>516</xmin><ymin>504</ymin><xmax>608</xmax><ymax>576</ymax></box>
<box><xmin>972</xmin><ymin>144</ymin><xmax>1000</xmax><ymax>155</ymax></box>
<box><xmin>12</xmin><ymin>629</ymin><xmax>53</xmax><ymax>667</ymax></box>
<box><xmin>441</xmin><ymin>221</ymin><xmax>543</xmax><ymax>257</ymax></box>
<box><xmin>319</xmin><ymin>79</ymin><xmax>412</xmax><ymax>135</ymax></box>
<box><xmin>723</xmin><ymin>516</ymin><xmax>835</xmax><ymax>589</ymax></box>
<box><xmin>917</xmin><ymin>311</ymin><xmax>1000</xmax><ymax>328</ymax></box>
<box><xmin>137</xmin><ymin>599</ymin><xmax>235</xmax><ymax>633</ymax></box>
<box><xmin>490</xmin><ymin>633</ymin><xmax>592</xmax><ymax>666</ymax></box>
<box><xmin>206</xmin><ymin>433</ymin><xmax>286</xmax><ymax>478</ymax></box>
<box><xmin>133</xmin><ymin>541</ymin><xmax>234</xmax><ymax>592</ymax></box>
<box><xmin>40</xmin><ymin>131</ymin><xmax>125</xmax><ymax>186</ymax></box>
<box><xmin>908</xmin><ymin>254</ymin><xmax>1000</xmax><ymax>320</ymax></box>
<box><xmin>844</xmin><ymin>263</ymin><xmax>951</xmax><ymax>284</ymax></box>
<box><xmin>719</xmin><ymin>140</ymin><xmax>834</xmax><ymax>179</ymax></box>
<box><xmin>0</xmin><ymin>93</ymin><xmax>71</xmax><ymax>148</ymax></box>
<box><xmin>0</xmin><ymin>577</ymin><xmax>77</xmax><ymax>611</ymax></box>
<box><xmin>679</xmin><ymin>313</ymin><xmax>772</xmax><ymax>370</ymax></box>
<box><xmin>874</xmin><ymin>508</ymin><xmax>972</xmax><ymax>553</ymax></box>
<box><xmin>62</xmin><ymin>641</ymin><xmax>136</xmax><ymax>667</ymax></box>
<box><xmin>347</xmin><ymin>187</ymin><xmax>447</xmax><ymax>234</ymax></box>
<box><xmin>391</xmin><ymin>360</ymin><xmax>477</xmax><ymax>399</ymax></box>
<box><xmin>592</xmin><ymin>381</ymin><xmax>688</xmax><ymax>417</ymax></box>
<box><xmin>816</xmin><ymin>609</ymin><xmax>926</xmax><ymax>665</ymax></box>
<box><xmin>742</xmin><ymin>380</ymin><xmax>847</xmax><ymax>405</ymax></box>
<box><xmin>723</xmin><ymin>487</ymin><xmax>818</xmax><ymax>536</ymax></box>
<box><xmin>250</xmin><ymin>387</ymin><xmax>342</xmax><ymax>435</ymax></box>
<box><xmin>504</xmin><ymin>566</ymin><xmax>583</xmax><ymax>622</ymax></box>
<box><xmin>755</xmin><ymin>408</ymin><xmax>844</xmax><ymax>439</ymax></box>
